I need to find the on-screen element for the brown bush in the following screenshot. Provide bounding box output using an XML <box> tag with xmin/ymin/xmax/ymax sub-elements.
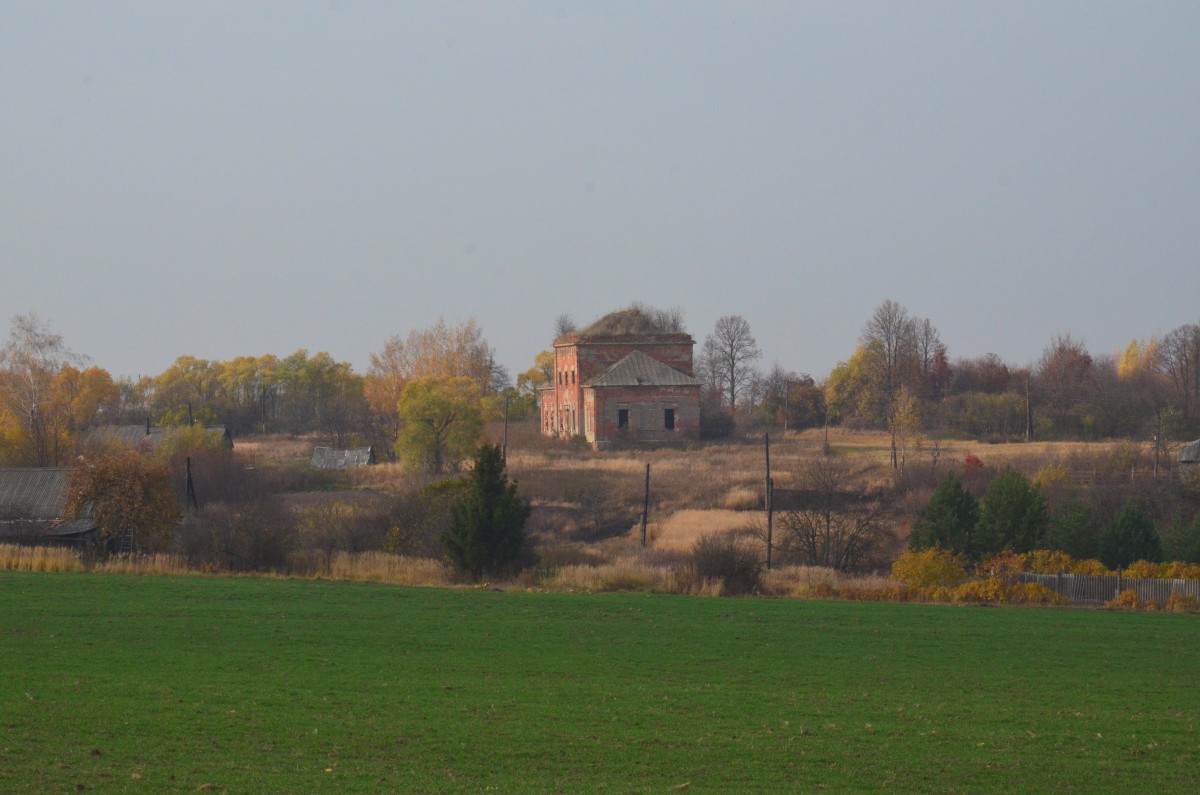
<box><xmin>691</xmin><ymin>532</ymin><xmax>762</xmax><ymax>596</ymax></box>
<box><xmin>175</xmin><ymin>499</ymin><xmax>293</xmax><ymax>572</ymax></box>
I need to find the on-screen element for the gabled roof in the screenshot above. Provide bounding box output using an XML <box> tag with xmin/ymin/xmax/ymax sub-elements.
<box><xmin>585</xmin><ymin>350</ymin><xmax>701</xmax><ymax>388</ymax></box>
<box><xmin>0</xmin><ymin>468</ymin><xmax>73</xmax><ymax>518</ymax></box>
<box><xmin>311</xmin><ymin>446</ymin><xmax>376</xmax><ymax>469</ymax></box>
<box><xmin>0</xmin><ymin>468</ymin><xmax>96</xmax><ymax>538</ymax></box>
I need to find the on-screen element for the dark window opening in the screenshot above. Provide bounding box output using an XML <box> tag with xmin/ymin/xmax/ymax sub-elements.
<box><xmin>664</xmin><ymin>408</ymin><xmax>675</xmax><ymax>431</ymax></box>
<box><xmin>618</xmin><ymin>409</ymin><xmax>629</xmax><ymax>429</ymax></box>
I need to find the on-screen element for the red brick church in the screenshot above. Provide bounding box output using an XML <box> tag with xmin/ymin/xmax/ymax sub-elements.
<box><xmin>539</xmin><ymin>308</ymin><xmax>701</xmax><ymax>448</ymax></box>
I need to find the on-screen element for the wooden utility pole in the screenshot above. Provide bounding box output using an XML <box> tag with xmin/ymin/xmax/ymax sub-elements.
<box><xmin>502</xmin><ymin>395</ymin><xmax>510</xmax><ymax>463</ymax></box>
<box><xmin>640</xmin><ymin>463</ymin><xmax>651</xmax><ymax>547</ymax></box>
<box><xmin>1024</xmin><ymin>372</ymin><xmax>1033</xmax><ymax>442</ymax></box>
<box><xmin>186</xmin><ymin>456</ymin><xmax>199</xmax><ymax>512</ymax></box>
<box><xmin>765</xmin><ymin>433</ymin><xmax>773</xmax><ymax>570</ymax></box>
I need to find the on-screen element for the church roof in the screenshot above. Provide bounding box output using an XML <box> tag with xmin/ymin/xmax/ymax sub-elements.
<box><xmin>585</xmin><ymin>350</ymin><xmax>701</xmax><ymax>388</ymax></box>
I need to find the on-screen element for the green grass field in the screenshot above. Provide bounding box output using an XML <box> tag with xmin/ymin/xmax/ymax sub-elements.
<box><xmin>2</xmin><ymin>574</ymin><xmax>1198</xmax><ymax>793</ymax></box>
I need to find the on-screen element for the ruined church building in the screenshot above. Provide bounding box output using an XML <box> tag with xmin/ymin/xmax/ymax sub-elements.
<box><xmin>539</xmin><ymin>308</ymin><xmax>701</xmax><ymax>448</ymax></box>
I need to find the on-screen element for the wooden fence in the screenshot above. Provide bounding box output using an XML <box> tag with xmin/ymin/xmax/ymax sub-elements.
<box><xmin>1017</xmin><ymin>572</ymin><xmax>1200</xmax><ymax>605</ymax></box>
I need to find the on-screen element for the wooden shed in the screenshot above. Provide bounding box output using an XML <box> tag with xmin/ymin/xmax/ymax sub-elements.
<box><xmin>0</xmin><ymin>468</ymin><xmax>97</xmax><ymax>545</ymax></box>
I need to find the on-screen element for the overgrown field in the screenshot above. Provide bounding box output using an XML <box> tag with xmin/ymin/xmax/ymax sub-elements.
<box><xmin>2</xmin><ymin>574</ymin><xmax>1198</xmax><ymax>793</ymax></box>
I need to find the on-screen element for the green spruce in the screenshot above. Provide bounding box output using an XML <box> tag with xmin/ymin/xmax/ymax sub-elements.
<box><xmin>443</xmin><ymin>444</ymin><xmax>532</xmax><ymax>579</ymax></box>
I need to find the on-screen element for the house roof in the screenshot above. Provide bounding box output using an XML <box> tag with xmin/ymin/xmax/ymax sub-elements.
<box><xmin>0</xmin><ymin>468</ymin><xmax>73</xmax><ymax>518</ymax></box>
<box><xmin>87</xmin><ymin>424</ymin><xmax>232</xmax><ymax>450</ymax></box>
<box><xmin>0</xmin><ymin>468</ymin><xmax>96</xmax><ymax>538</ymax></box>
<box><xmin>311</xmin><ymin>446</ymin><xmax>376</xmax><ymax>469</ymax></box>
<box><xmin>1180</xmin><ymin>440</ymin><xmax>1200</xmax><ymax>464</ymax></box>
<box><xmin>585</xmin><ymin>350</ymin><xmax>702</xmax><ymax>388</ymax></box>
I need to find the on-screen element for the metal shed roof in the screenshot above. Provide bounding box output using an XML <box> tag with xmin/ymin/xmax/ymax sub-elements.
<box><xmin>311</xmin><ymin>446</ymin><xmax>376</xmax><ymax>469</ymax></box>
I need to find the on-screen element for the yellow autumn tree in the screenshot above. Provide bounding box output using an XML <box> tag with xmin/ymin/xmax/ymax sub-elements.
<box><xmin>395</xmin><ymin>377</ymin><xmax>485</xmax><ymax>474</ymax></box>
<box><xmin>66</xmin><ymin>449</ymin><xmax>182</xmax><ymax>551</ymax></box>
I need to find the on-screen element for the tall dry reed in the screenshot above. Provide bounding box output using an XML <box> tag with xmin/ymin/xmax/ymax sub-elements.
<box><xmin>0</xmin><ymin>543</ymin><xmax>84</xmax><ymax>573</ymax></box>
<box><xmin>93</xmin><ymin>553</ymin><xmax>192</xmax><ymax>576</ymax></box>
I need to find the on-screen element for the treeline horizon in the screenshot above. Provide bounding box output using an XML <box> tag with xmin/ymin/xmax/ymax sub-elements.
<box><xmin>2</xmin><ymin>304</ymin><xmax>1198</xmax><ymax>469</ymax></box>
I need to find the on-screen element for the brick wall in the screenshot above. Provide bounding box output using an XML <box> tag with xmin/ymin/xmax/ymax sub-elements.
<box><xmin>590</xmin><ymin>384</ymin><xmax>700</xmax><ymax>446</ymax></box>
<box><xmin>543</xmin><ymin>334</ymin><xmax>698</xmax><ymax>444</ymax></box>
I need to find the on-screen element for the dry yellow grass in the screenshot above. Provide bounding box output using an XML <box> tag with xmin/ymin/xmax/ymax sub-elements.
<box><xmin>0</xmin><ymin>543</ymin><xmax>84</xmax><ymax>573</ymax></box>
<box><xmin>722</xmin><ymin>486</ymin><xmax>760</xmax><ymax>510</ymax></box>
<box><xmin>539</xmin><ymin>556</ymin><xmax>751</xmax><ymax>597</ymax></box>
<box><xmin>542</xmin><ymin>556</ymin><xmax>682</xmax><ymax>593</ymax></box>
<box><xmin>93</xmin><ymin>553</ymin><xmax>192</xmax><ymax>576</ymax></box>
<box><xmin>649</xmin><ymin>509</ymin><xmax>763</xmax><ymax>552</ymax></box>
<box><xmin>760</xmin><ymin>565</ymin><xmax>893</xmax><ymax>597</ymax></box>
<box><xmin>233</xmin><ymin>435</ymin><xmax>315</xmax><ymax>464</ymax></box>
<box><xmin>326</xmin><ymin>551</ymin><xmax>457</xmax><ymax>587</ymax></box>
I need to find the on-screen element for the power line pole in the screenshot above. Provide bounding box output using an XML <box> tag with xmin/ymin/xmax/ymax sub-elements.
<box><xmin>765</xmin><ymin>433</ymin><xmax>773</xmax><ymax>570</ymax></box>
<box><xmin>502</xmin><ymin>394</ymin><xmax>510</xmax><ymax>463</ymax></box>
<box><xmin>640</xmin><ymin>463</ymin><xmax>651</xmax><ymax>547</ymax></box>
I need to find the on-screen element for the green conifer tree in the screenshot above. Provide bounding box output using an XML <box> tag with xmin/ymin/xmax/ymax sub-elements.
<box><xmin>1099</xmin><ymin>501</ymin><xmax>1162</xmax><ymax>570</ymax></box>
<box><xmin>443</xmin><ymin>444</ymin><xmax>532</xmax><ymax>579</ymax></box>
<box><xmin>975</xmin><ymin>467</ymin><xmax>1047</xmax><ymax>558</ymax></box>
<box><xmin>1043</xmin><ymin>494</ymin><xmax>1097</xmax><ymax>560</ymax></box>
<box><xmin>909</xmin><ymin>473</ymin><xmax>979</xmax><ymax>559</ymax></box>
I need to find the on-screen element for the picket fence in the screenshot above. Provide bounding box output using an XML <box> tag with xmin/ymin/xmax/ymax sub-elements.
<box><xmin>1016</xmin><ymin>572</ymin><xmax>1200</xmax><ymax>605</ymax></box>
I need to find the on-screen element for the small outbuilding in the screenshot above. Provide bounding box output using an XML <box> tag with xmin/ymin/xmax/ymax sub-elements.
<box><xmin>311</xmin><ymin>446</ymin><xmax>376</xmax><ymax>469</ymax></box>
<box><xmin>0</xmin><ymin>468</ymin><xmax>97</xmax><ymax>546</ymax></box>
<box><xmin>1180</xmin><ymin>439</ymin><xmax>1200</xmax><ymax>478</ymax></box>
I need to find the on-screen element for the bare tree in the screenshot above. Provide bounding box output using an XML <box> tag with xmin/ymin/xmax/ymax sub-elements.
<box><xmin>705</xmin><ymin>315</ymin><xmax>762</xmax><ymax>413</ymax></box>
<box><xmin>1035</xmin><ymin>333</ymin><xmax>1094</xmax><ymax>435</ymax></box>
<box><xmin>860</xmin><ymin>300</ymin><xmax>918</xmax><ymax>468</ymax></box>
<box><xmin>912</xmin><ymin>317</ymin><xmax>946</xmax><ymax>399</ymax></box>
<box><xmin>1155</xmin><ymin>323</ymin><xmax>1200</xmax><ymax>424</ymax></box>
<box><xmin>368</xmin><ymin>318</ymin><xmax>508</xmax><ymax>397</ymax></box>
<box><xmin>776</xmin><ymin>456</ymin><xmax>891</xmax><ymax>571</ymax></box>
<box><xmin>554</xmin><ymin>314</ymin><xmax>578</xmax><ymax>339</ymax></box>
<box><xmin>645</xmin><ymin>305</ymin><xmax>686</xmax><ymax>333</ymax></box>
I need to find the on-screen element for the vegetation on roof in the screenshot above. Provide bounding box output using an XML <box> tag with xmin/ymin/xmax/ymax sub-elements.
<box><xmin>575</xmin><ymin>303</ymin><xmax>688</xmax><ymax>338</ymax></box>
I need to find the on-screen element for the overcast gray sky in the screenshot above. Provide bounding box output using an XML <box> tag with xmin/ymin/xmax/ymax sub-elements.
<box><xmin>3</xmin><ymin>2</ymin><xmax>1198</xmax><ymax>381</ymax></box>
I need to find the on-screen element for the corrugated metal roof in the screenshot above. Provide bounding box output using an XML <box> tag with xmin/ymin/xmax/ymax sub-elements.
<box><xmin>311</xmin><ymin>446</ymin><xmax>376</xmax><ymax>469</ymax></box>
<box><xmin>0</xmin><ymin>468</ymin><xmax>73</xmax><ymax>518</ymax></box>
<box><xmin>585</xmin><ymin>350</ymin><xmax>701</xmax><ymax>388</ymax></box>
<box><xmin>0</xmin><ymin>468</ymin><xmax>97</xmax><ymax>539</ymax></box>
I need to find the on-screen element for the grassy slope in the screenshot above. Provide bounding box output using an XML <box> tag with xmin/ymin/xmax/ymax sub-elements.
<box><xmin>1</xmin><ymin>574</ymin><xmax>1198</xmax><ymax>793</ymax></box>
